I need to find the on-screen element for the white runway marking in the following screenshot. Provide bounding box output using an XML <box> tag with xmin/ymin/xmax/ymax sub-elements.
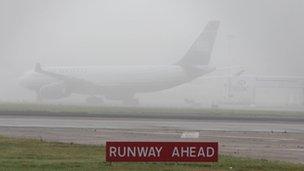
<box><xmin>181</xmin><ymin>132</ymin><xmax>200</xmax><ymax>139</ymax></box>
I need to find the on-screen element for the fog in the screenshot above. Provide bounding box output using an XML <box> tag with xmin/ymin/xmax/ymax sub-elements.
<box><xmin>1</xmin><ymin>0</ymin><xmax>304</xmax><ymax>108</ymax></box>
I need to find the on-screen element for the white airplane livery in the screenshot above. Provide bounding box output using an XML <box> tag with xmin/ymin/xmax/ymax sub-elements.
<box><xmin>19</xmin><ymin>21</ymin><xmax>220</xmax><ymax>104</ymax></box>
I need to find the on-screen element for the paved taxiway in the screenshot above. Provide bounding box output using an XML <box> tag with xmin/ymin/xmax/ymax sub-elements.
<box><xmin>0</xmin><ymin>114</ymin><xmax>303</xmax><ymax>163</ymax></box>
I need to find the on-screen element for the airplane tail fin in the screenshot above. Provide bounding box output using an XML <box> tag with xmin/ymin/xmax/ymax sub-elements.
<box><xmin>177</xmin><ymin>20</ymin><xmax>219</xmax><ymax>66</ymax></box>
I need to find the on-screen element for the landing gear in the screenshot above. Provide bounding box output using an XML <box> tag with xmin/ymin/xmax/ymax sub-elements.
<box><xmin>86</xmin><ymin>96</ymin><xmax>104</xmax><ymax>105</ymax></box>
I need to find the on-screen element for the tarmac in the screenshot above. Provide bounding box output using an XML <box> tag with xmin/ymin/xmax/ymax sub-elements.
<box><xmin>0</xmin><ymin>112</ymin><xmax>303</xmax><ymax>163</ymax></box>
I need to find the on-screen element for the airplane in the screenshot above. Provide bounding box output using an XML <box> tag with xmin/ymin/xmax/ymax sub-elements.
<box><xmin>19</xmin><ymin>21</ymin><xmax>220</xmax><ymax>105</ymax></box>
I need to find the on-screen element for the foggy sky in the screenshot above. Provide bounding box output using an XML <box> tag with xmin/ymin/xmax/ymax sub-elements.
<box><xmin>1</xmin><ymin>0</ymin><xmax>304</xmax><ymax>73</ymax></box>
<box><xmin>1</xmin><ymin>0</ymin><xmax>304</xmax><ymax>101</ymax></box>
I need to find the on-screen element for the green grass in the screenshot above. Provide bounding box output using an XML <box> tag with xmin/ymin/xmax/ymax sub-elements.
<box><xmin>0</xmin><ymin>136</ymin><xmax>303</xmax><ymax>171</ymax></box>
<box><xmin>0</xmin><ymin>102</ymin><xmax>304</xmax><ymax>119</ymax></box>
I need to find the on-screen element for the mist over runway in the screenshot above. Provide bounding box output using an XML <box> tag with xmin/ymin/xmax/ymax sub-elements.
<box><xmin>0</xmin><ymin>110</ymin><xmax>303</xmax><ymax>163</ymax></box>
<box><xmin>1</xmin><ymin>0</ymin><xmax>304</xmax><ymax>169</ymax></box>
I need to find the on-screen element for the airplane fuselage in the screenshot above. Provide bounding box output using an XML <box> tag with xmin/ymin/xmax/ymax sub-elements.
<box><xmin>20</xmin><ymin>65</ymin><xmax>213</xmax><ymax>97</ymax></box>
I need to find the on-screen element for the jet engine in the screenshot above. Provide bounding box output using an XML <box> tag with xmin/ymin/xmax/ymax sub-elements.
<box><xmin>38</xmin><ymin>82</ymin><xmax>71</xmax><ymax>99</ymax></box>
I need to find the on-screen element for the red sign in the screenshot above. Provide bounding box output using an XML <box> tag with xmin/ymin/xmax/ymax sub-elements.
<box><xmin>106</xmin><ymin>142</ymin><xmax>218</xmax><ymax>162</ymax></box>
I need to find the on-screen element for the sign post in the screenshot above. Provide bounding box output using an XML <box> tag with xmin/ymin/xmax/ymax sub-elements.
<box><xmin>106</xmin><ymin>142</ymin><xmax>218</xmax><ymax>162</ymax></box>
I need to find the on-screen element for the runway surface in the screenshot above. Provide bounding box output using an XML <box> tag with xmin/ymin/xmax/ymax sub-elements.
<box><xmin>0</xmin><ymin>113</ymin><xmax>303</xmax><ymax>163</ymax></box>
<box><xmin>0</xmin><ymin>115</ymin><xmax>303</xmax><ymax>133</ymax></box>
